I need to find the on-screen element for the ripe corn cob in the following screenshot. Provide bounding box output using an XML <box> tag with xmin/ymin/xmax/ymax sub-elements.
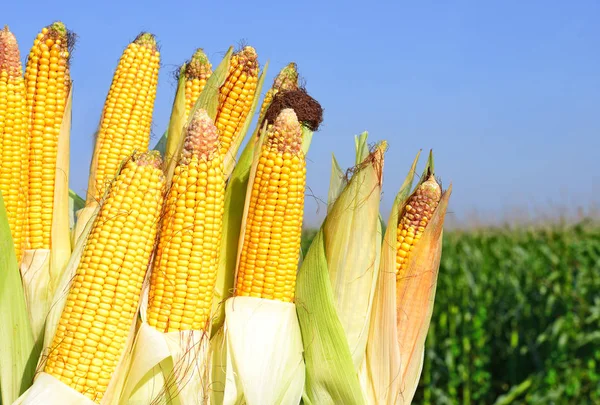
<box><xmin>258</xmin><ymin>62</ymin><xmax>299</xmax><ymax>119</ymax></box>
<box><xmin>147</xmin><ymin>109</ymin><xmax>225</xmax><ymax>333</ymax></box>
<box><xmin>44</xmin><ymin>152</ymin><xmax>165</xmax><ymax>402</ymax></box>
<box><xmin>183</xmin><ymin>48</ymin><xmax>212</xmax><ymax>121</ymax></box>
<box><xmin>215</xmin><ymin>46</ymin><xmax>258</xmax><ymax>159</ymax></box>
<box><xmin>88</xmin><ymin>32</ymin><xmax>160</xmax><ymax>202</ymax></box>
<box><xmin>395</xmin><ymin>175</ymin><xmax>442</xmax><ymax>280</ymax></box>
<box><xmin>235</xmin><ymin>108</ymin><xmax>305</xmax><ymax>303</ymax></box>
<box><xmin>0</xmin><ymin>26</ymin><xmax>28</xmax><ymax>260</ymax></box>
<box><xmin>24</xmin><ymin>21</ymin><xmax>71</xmax><ymax>249</ymax></box>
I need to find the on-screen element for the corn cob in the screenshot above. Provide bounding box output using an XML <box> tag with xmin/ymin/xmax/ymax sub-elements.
<box><xmin>147</xmin><ymin>109</ymin><xmax>224</xmax><ymax>333</ymax></box>
<box><xmin>395</xmin><ymin>175</ymin><xmax>442</xmax><ymax>280</ymax></box>
<box><xmin>235</xmin><ymin>108</ymin><xmax>305</xmax><ymax>303</ymax></box>
<box><xmin>215</xmin><ymin>46</ymin><xmax>258</xmax><ymax>159</ymax></box>
<box><xmin>87</xmin><ymin>32</ymin><xmax>160</xmax><ymax>202</ymax></box>
<box><xmin>44</xmin><ymin>152</ymin><xmax>165</xmax><ymax>402</ymax></box>
<box><xmin>24</xmin><ymin>21</ymin><xmax>71</xmax><ymax>249</ymax></box>
<box><xmin>258</xmin><ymin>62</ymin><xmax>299</xmax><ymax>119</ymax></box>
<box><xmin>183</xmin><ymin>48</ymin><xmax>212</xmax><ymax>121</ymax></box>
<box><xmin>0</xmin><ymin>26</ymin><xmax>28</xmax><ymax>260</ymax></box>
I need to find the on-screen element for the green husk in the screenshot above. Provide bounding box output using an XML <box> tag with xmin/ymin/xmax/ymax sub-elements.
<box><xmin>163</xmin><ymin>64</ymin><xmax>187</xmax><ymax>185</ymax></box>
<box><xmin>324</xmin><ymin>137</ymin><xmax>384</xmax><ymax>368</ymax></box>
<box><xmin>326</xmin><ymin>154</ymin><xmax>345</xmax><ymax>210</ymax></box>
<box><xmin>296</xmin><ymin>231</ymin><xmax>366</xmax><ymax>405</ymax></box>
<box><xmin>0</xmin><ymin>193</ymin><xmax>38</xmax><ymax>405</ymax></box>
<box><xmin>296</xmin><ymin>137</ymin><xmax>386</xmax><ymax>405</ymax></box>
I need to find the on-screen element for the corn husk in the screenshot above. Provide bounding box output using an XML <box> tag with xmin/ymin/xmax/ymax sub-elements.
<box><xmin>324</xmin><ymin>133</ymin><xmax>384</xmax><ymax>368</ymax></box>
<box><xmin>19</xmin><ymin>86</ymin><xmax>73</xmax><ymax>345</ymax></box>
<box><xmin>295</xmin><ymin>136</ymin><xmax>385</xmax><ymax>405</ymax></box>
<box><xmin>219</xmin><ymin>297</ymin><xmax>305</xmax><ymax>405</ymax></box>
<box><xmin>0</xmin><ymin>193</ymin><xmax>37</xmax><ymax>404</ymax></box>
<box><xmin>362</xmin><ymin>152</ymin><xmax>452</xmax><ymax>405</ymax></box>
<box><xmin>118</xmin><ymin>282</ymin><xmax>211</xmax><ymax>405</ymax></box>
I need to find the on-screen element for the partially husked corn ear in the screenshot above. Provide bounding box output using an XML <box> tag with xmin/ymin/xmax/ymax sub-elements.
<box><xmin>147</xmin><ymin>109</ymin><xmax>225</xmax><ymax>333</ymax></box>
<box><xmin>184</xmin><ymin>48</ymin><xmax>212</xmax><ymax>121</ymax></box>
<box><xmin>44</xmin><ymin>152</ymin><xmax>165</xmax><ymax>403</ymax></box>
<box><xmin>395</xmin><ymin>175</ymin><xmax>442</xmax><ymax>280</ymax></box>
<box><xmin>88</xmin><ymin>32</ymin><xmax>160</xmax><ymax>202</ymax></box>
<box><xmin>25</xmin><ymin>21</ymin><xmax>71</xmax><ymax>249</ymax></box>
<box><xmin>235</xmin><ymin>108</ymin><xmax>306</xmax><ymax>303</ymax></box>
<box><xmin>0</xmin><ymin>26</ymin><xmax>28</xmax><ymax>260</ymax></box>
<box><xmin>215</xmin><ymin>46</ymin><xmax>258</xmax><ymax>159</ymax></box>
<box><xmin>259</xmin><ymin>62</ymin><xmax>299</xmax><ymax>119</ymax></box>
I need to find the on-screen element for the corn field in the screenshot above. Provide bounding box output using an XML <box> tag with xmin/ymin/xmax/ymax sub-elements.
<box><xmin>304</xmin><ymin>220</ymin><xmax>600</xmax><ymax>404</ymax></box>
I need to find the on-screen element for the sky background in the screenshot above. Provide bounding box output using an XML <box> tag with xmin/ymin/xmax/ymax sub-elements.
<box><xmin>5</xmin><ymin>0</ymin><xmax>600</xmax><ymax>228</ymax></box>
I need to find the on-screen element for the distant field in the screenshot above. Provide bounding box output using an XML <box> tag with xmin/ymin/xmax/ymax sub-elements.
<box><xmin>301</xmin><ymin>221</ymin><xmax>600</xmax><ymax>404</ymax></box>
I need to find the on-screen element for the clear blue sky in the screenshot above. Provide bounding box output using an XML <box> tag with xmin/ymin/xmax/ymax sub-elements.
<box><xmin>5</xmin><ymin>0</ymin><xmax>600</xmax><ymax>227</ymax></box>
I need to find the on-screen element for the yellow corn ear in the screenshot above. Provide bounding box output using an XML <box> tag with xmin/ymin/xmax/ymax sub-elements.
<box><xmin>395</xmin><ymin>175</ymin><xmax>442</xmax><ymax>280</ymax></box>
<box><xmin>215</xmin><ymin>46</ymin><xmax>259</xmax><ymax>159</ymax></box>
<box><xmin>24</xmin><ymin>21</ymin><xmax>71</xmax><ymax>249</ymax></box>
<box><xmin>258</xmin><ymin>62</ymin><xmax>299</xmax><ymax>119</ymax></box>
<box><xmin>184</xmin><ymin>48</ymin><xmax>212</xmax><ymax>121</ymax></box>
<box><xmin>147</xmin><ymin>109</ymin><xmax>225</xmax><ymax>333</ymax></box>
<box><xmin>43</xmin><ymin>152</ymin><xmax>165</xmax><ymax>403</ymax></box>
<box><xmin>235</xmin><ymin>108</ymin><xmax>306</xmax><ymax>303</ymax></box>
<box><xmin>87</xmin><ymin>32</ymin><xmax>160</xmax><ymax>202</ymax></box>
<box><xmin>0</xmin><ymin>26</ymin><xmax>28</xmax><ymax>260</ymax></box>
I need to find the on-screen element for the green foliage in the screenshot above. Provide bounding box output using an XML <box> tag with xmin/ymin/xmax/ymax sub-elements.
<box><xmin>300</xmin><ymin>220</ymin><xmax>600</xmax><ymax>404</ymax></box>
<box><xmin>414</xmin><ymin>220</ymin><xmax>600</xmax><ymax>404</ymax></box>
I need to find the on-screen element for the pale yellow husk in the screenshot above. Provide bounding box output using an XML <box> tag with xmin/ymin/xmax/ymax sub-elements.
<box><xmin>219</xmin><ymin>297</ymin><xmax>305</xmax><ymax>405</ymax></box>
<box><xmin>118</xmin><ymin>280</ymin><xmax>211</xmax><ymax>405</ymax></box>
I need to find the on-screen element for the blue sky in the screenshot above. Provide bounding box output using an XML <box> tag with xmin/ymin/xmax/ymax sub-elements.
<box><xmin>5</xmin><ymin>0</ymin><xmax>600</xmax><ymax>227</ymax></box>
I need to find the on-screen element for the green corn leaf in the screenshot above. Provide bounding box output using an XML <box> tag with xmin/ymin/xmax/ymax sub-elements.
<box><xmin>296</xmin><ymin>230</ymin><xmax>366</xmax><ymax>405</ymax></box>
<box><xmin>0</xmin><ymin>193</ymin><xmax>38</xmax><ymax>405</ymax></box>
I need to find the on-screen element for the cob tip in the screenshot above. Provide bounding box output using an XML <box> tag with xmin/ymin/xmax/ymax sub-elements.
<box><xmin>182</xmin><ymin>108</ymin><xmax>220</xmax><ymax>162</ymax></box>
<box><xmin>134</xmin><ymin>32</ymin><xmax>157</xmax><ymax>50</ymax></box>
<box><xmin>273</xmin><ymin>62</ymin><xmax>299</xmax><ymax>92</ymax></box>
<box><xmin>184</xmin><ymin>48</ymin><xmax>212</xmax><ymax>79</ymax></box>
<box><xmin>49</xmin><ymin>21</ymin><xmax>67</xmax><ymax>36</ymax></box>
<box><xmin>0</xmin><ymin>26</ymin><xmax>20</xmax><ymax>72</ymax></box>
<box><xmin>134</xmin><ymin>150</ymin><xmax>164</xmax><ymax>170</ymax></box>
<box><xmin>235</xmin><ymin>45</ymin><xmax>258</xmax><ymax>72</ymax></box>
<box><xmin>268</xmin><ymin>108</ymin><xmax>303</xmax><ymax>154</ymax></box>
